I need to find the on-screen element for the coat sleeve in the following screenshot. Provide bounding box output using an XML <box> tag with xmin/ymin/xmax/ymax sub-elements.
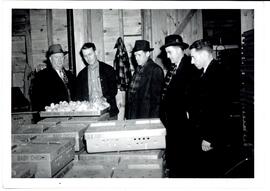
<box><xmin>149</xmin><ymin>66</ymin><xmax>164</xmax><ymax>118</ymax></box>
<box><xmin>31</xmin><ymin>72</ymin><xmax>47</xmax><ymax>111</ymax></box>
<box><xmin>75</xmin><ymin>69</ymin><xmax>88</xmax><ymax>101</ymax></box>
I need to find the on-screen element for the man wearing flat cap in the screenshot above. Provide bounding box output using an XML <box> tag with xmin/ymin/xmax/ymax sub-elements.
<box><xmin>160</xmin><ymin>34</ymin><xmax>201</xmax><ymax>177</ymax></box>
<box><xmin>31</xmin><ymin>44</ymin><xmax>75</xmax><ymax>111</ymax></box>
<box><xmin>125</xmin><ymin>40</ymin><xmax>164</xmax><ymax>119</ymax></box>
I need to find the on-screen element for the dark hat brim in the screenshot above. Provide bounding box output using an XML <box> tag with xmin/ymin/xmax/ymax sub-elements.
<box><xmin>131</xmin><ymin>47</ymin><xmax>154</xmax><ymax>53</ymax></box>
<box><xmin>160</xmin><ymin>42</ymin><xmax>189</xmax><ymax>50</ymax></box>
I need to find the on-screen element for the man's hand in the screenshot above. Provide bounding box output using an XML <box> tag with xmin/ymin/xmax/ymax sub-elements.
<box><xmin>201</xmin><ymin>140</ymin><xmax>213</xmax><ymax>152</ymax></box>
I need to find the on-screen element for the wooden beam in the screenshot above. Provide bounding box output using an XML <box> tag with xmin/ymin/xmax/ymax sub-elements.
<box><xmin>46</xmin><ymin>9</ymin><xmax>53</xmax><ymax>46</ymax></box>
<box><xmin>118</xmin><ymin>10</ymin><xmax>124</xmax><ymax>39</ymax></box>
<box><xmin>90</xmin><ymin>9</ymin><xmax>105</xmax><ymax>62</ymax></box>
<box><xmin>174</xmin><ymin>9</ymin><xmax>197</xmax><ymax>35</ymax></box>
<box><xmin>142</xmin><ymin>10</ymin><xmax>152</xmax><ymax>43</ymax></box>
<box><xmin>67</xmin><ymin>9</ymin><xmax>76</xmax><ymax>75</ymax></box>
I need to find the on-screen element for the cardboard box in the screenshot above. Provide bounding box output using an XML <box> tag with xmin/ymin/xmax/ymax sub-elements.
<box><xmin>12</xmin><ymin>137</ymin><xmax>75</xmax><ymax>178</ymax></box>
<box><xmin>85</xmin><ymin>119</ymin><xmax>166</xmax><ymax>153</ymax></box>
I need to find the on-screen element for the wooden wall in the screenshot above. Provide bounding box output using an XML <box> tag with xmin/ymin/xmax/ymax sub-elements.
<box><xmin>241</xmin><ymin>10</ymin><xmax>254</xmax><ymax>34</ymax></box>
<box><xmin>73</xmin><ymin>9</ymin><xmax>203</xmax><ymax>74</ymax></box>
<box><xmin>12</xmin><ymin>9</ymin><xmax>217</xmax><ymax>105</ymax></box>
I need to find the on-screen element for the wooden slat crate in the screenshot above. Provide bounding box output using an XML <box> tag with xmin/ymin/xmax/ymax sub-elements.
<box><xmin>85</xmin><ymin>119</ymin><xmax>166</xmax><ymax>153</ymax></box>
<box><xmin>43</xmin><ymin>125</ymin><xmax>88</xmax><ymax>151</ymax></box>
<box><xmin>37</xmin><ymin>117</ymin><xmax>70</xmax><ymax>125</ymax></box>
<box><xmin>12</xmin><ymin>124</ymin><xmax>88</xmax><ymax>151</ymax></box>
<box><xmin>79</xmin><ymin>149</ymin><xmax>164</xmax><ymax>161</ymax></box>
<box><xmin>112</xmin><ymin>158</ymin><xmax>164</xmax><ymax>178</ymax></box>
<box><xmin>60</xmin><ymin>113</ymin><xmax>110</xmax><ymax>124</ymax></box>
<box><xmin>12</xmin><ymin>137</ymin><xmax>75</xmax><ymax>178</ymax></box>
<box><xmin>12</xmin><ymin>112</ymin><xmax>38</xmax><ymax>133</ymax></box>
<box><xmin>12</xmin><ymin>162</ymin><xmax>37</xmax><ymax>178</ymax></box>
<box><xmin>60</xmin><ymin>160</ymin><xmax>117</xmax><ymax>178</ymax></box>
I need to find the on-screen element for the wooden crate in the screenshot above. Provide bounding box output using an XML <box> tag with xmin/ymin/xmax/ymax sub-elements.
<box><xmin>61</xmin><ymin>160</ymin><xmax>116</xmax><ymax>178</ymax></box>
<box><xmin>12</xmin><ymin>137</ymin><xmax>75</xmax><ymax>178</ymax></box>
<box><xmin>12</xmin><ymin>112</ymin><xmax>38</xmax><ymax>132</ymax></box>
<box><xmin>85</xmin><ymin>119</ymin><xmax>166</xmax><ymax>153</ymax></box>
<box><xmin>12</xmin><ymin>162</ymin><xmax>37</xmax><ymax>178</ymax></box>
<box><xmin>79</xmin><ymin>150</ymin><xmax>164</xmax><ymax>161</ymax></box>
<box><xmin>12</xmin><ymin>124</ymin><xmax>50</xmax><ymax>134</ymax></box>
<box><xmin>60</xmin><ymin>113</ymin><xmax>110</xmax><ymax>124</ymax></box>
<box><xmin>113</xmin><ymin>158</ymin><xmax>164</xmax><ymax>178</ymax></box>
<box><xmin>43</xmin><ymin>125</ymin><xmax>87</xmax><ymax>151</ymax></box>
<box><xmin>37</xmin><ymin>117</ymin><xmax>70</xmax><ymax>125</ymax></box>
<box><xmin>12</xmin><ymin>124</ymin><xmax>87</xmax><ymax>151</ymax></box>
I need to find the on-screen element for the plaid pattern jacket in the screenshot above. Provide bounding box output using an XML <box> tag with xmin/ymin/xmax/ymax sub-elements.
<box><xmin>125</xmin><ymin>59</ymin><xmax>164</xmax><ymax>119</ymax></box>
<box><xmin>113</xmin><ymin>37</ymin><xmax>132</xmax><ymax>91</ymax></box>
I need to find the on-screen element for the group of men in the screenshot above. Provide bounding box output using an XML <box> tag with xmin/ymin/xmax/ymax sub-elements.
<box><xmin>31</xmin><ymin>34</ymin><xmax>230</xmax><ymax>178</ymax></box>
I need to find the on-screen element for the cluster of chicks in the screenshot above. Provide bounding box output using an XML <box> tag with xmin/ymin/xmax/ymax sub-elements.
<box><xmin>45</xmin><ymin>98</ymin><xmax>110</xmax><ymax>112</ymax></box>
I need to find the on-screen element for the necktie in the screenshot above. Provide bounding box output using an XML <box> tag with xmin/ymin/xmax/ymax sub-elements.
<box><xmin>60</xmin><ymin>70</ymin><xmax>71</xmax><ymax>101</ymax></box>
<box><xmin>60</xmin><ymin>70</ymin><xmax>68</xmax><ymax>85</ymax></box>
<box><xmin>161</xmin><ymin>63</ymin><xmax>177</xmax><ymax>100</ymax></box>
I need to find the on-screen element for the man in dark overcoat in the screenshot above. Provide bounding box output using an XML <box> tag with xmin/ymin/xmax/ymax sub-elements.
<box><xmin>31</xmin><ymin>44</ymin><xmax>75</xmax><ymax>111</ymax></box>
<box><xmin>189</xmin><ymin>39</ymin><xmax>231</xmax><ymax>177</ymax></box>
<box><xmin>160</xmin><ymin>34</ymin><xmax>202</xmax><ymax>177</ymax></box>
<box><xmin>125</xmin><ymin>40</ymin><xmax>164</xmax><ymax>119</ymax></box>
<box><xmin>75</xmin><ymin>42</ymin><xmax>119</xmax><ymax>119</ymax></box>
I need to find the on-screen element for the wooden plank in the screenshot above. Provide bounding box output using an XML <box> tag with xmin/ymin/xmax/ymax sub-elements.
<box><xmin>30</xmin><ymin>9</ymin><xmax>48</xmax><ymax>71</ymax></box>
<box><xmin>90</xmin><ymin>9</ymin><xmax>105</xmax><ymax>62</ymax></box>
<box><xmin>151</xmin><ymin>10</ymin><xmax>168</xmax><ymax>60</ymax></box>
<box><xmin>142</xmin><ymin>10</ymin><xmax>152</xmax><ymax>42</ymax></box>
<box><xmin>73</xmin><ymin>9</ymin><xmax>89</xmax><ymax>75</ymax></box>
<box><xmin>46</xmin><ymin>9</ymin><xmax>53</xmax><ymax>46</ymax></box>
<box><xmin>181</xmin><ymin>10</ymin><xmax>203</xmax><ymax>47</ymax></box>
<box><xmin>174</xmin><ymin>9</ymin><xmax>197</xmax><ymax>35</ymax></box>
<box><xmin>103</xmin><ymin>9</ymin><xmax>120</xmax><ymax>65</ymax></box>
<box><xmin>123</xmin><ymin>10</ymin><xmax>141</xmax><ymax>35</ymax></box>
<box><xmin>52</xmin><ymin>9</ymin><xmax>68</xmax><ymax>50</ymax></box>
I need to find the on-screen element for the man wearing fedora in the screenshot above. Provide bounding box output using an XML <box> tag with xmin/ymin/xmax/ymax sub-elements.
<box><xmin>160</xmin><ymin>34</ymin><xmax>201</xmax><ymax>177</ymax></box>
<box><xmin>31</xmin><ymin>44</ymin><xmax>75</xmax><ymax>111</ymax></box>
<box><xmin>125</xmin><ymin>40</ymin><xmax>164</xmax><ymax>119</ymax></box>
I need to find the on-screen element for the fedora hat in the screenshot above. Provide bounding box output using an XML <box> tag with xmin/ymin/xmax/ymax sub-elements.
<box><xmin>160</xmin><ymin>34</ymin><xmax>189</xmax><ymax>50</ymax></box>
<box><xmin>47</xmin><ymin>44</ymin><xmax>67</xmax><ymax>57</ymax></box>
<box><xmin>132</xmin><ymin>40</ymin><xmax>154</xmax><ymax>53</ymax></box>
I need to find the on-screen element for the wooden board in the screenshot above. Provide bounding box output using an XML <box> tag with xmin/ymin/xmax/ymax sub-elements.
<box><xmin>60</xmin><ymin>113</ymin><xmax>110</xmax><ymax>124</ymax></box>
<box><xmin>37</xmin><ymin>117</ymin><xmax>70</xmax><ymax>125</ymax></box>
<box><xmin>79</xmin><ymin>149</ymin><xmax>164</xmax><ymax>161</ymax></box>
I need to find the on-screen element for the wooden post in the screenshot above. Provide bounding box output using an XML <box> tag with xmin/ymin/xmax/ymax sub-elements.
<box><xmin>67</xmin><ymin>9</ymin><xmax>76</xmax><ymax>75</ymax></box>
<box><xmin>73</xmin><ymin>9</ymin><xmax>88</xmax><ymax>75</ymax></box>
<box><xmin>142</xmin><ymin>10</ymin><xmax>152</xmax><ymax>43</ymax></box>
<box><xmin>46</xmin><ymin>9</ymin><xmax>53</xmax><ymax>46</ymax></box>
<box><xmin>90</xmin><ymin>9</ymin><xmax>105</xmax><ymax>62</ymax></box>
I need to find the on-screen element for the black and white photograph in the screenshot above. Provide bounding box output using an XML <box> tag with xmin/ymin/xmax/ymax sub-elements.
<box><xmin>1</xmin><ymin>0</ymin><xmax>269</xmax><ymax>191</ymax></box>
